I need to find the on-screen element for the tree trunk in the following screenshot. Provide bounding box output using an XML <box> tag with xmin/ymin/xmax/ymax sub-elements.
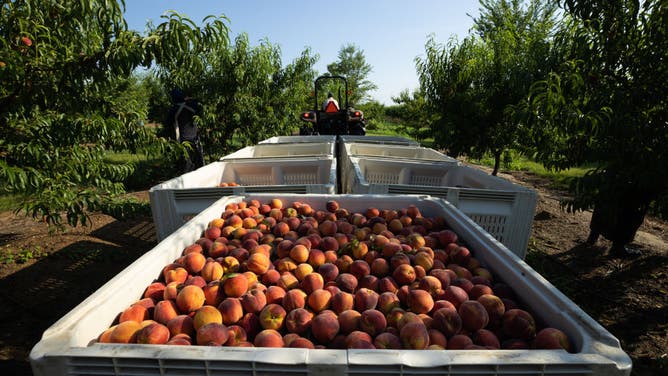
<box><xmin>492</xmin><ymin>151</ymin><xmax>501</xmax><ymax>176</ymax></box>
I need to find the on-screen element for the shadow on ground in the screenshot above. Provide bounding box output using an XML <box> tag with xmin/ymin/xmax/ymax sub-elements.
<box><xmin>0</xmin><ymin>217</ymin><xmax>156</xmax><ymax>376</ymax></box>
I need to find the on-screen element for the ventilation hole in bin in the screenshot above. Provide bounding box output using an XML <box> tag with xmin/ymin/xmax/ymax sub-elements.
<box><xmin>468</xmin><ymin>214</ymin><xmax>507</xmax><ymax>242</ymax></box>
<box><xmin>366</xmin><ymin>171</ymin><xmax>399</xmax><ymax>184</ymax></box>
<box><xmin>410</xmin><ymin>174</ymin><xmax>442</xmax><ymax>186</ymax></box>
<box><xmin>284</xmin><ymin>173</ymin><xmax>318</xmax><ymax>185</ymax></box>
<box><xmin>237</xmin><ymin>174</ymin><xmax>272</xmax><ymax>185</ymax></box>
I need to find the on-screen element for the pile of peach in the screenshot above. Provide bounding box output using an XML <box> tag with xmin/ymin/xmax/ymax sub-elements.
<box><xmin>97</xmin><ymin>198</ymin><xmax>573</xmax><ymax>351</ymax></box>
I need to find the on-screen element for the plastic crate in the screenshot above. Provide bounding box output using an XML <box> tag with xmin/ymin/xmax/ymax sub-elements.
<box><xmin>338</xmin><ymin>135</ymin><xmax>420</xmax><ymax>146</ymax></box>
<box><xmin>30</xmin><ymin>194</ymin><xmax>631</xmax><ymax>376</ymax></box>
<box><xmin>149</xmin><ymin>158</ymin><xmax>336</xmax><ymax>240</ymax></box>
<box><xmin>347</xmin><ymin>157</ymin><xmax>537</xmax><ymax>258</ymax></box>
<box><xmin>221</xmin><ymin>142</ymin><xmax>335</xmax><ymax>160</ymax></box>
<box><xmin>339</xmin><ymin>143</ymin><xmax>459</xmax><ymax>194</ymax></box>
<box><xmin>259</xmin><ymin>135</ymin><xmax>337</xmax><ymax>144</ymax></box>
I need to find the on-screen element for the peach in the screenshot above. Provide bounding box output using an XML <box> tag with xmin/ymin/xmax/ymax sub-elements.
<box><xmin>532</xmin><ymin>327</ymin><xmax>572</xmax><ymax>351</ymax></box>
<box><xmin>325</xmin><ymin>200</ymin><xmax>339</xmax><ymax>213</ymax></box>
<box><xmin>119</xmin><ymin>305</ymin><xmax>149</xmax><ymax>324</ymax></box>
<box><xmin>319</xmin><ymin>220</ymin><xmax>337</xmax><ymax>236</ymax></box>
<box><xmin>374</xmin><ymin>332</ymin><xmax>402</xmax><ymax>349</ymax></box>
<box><xmin>222</xmin><ymin>273</ymin><xmax>248</xmax><ymax>298</ymax></box>
<box><xmin>413</xmin><ymin>251</ymin><xmax>434</xmax><ymax>272</ymax></box>
<box><xmin>176</xmin><ymin>285</ymin><xmax>205</xmax><ymax>313</ymax></box>
<box><xmin>472</xmin><ymin>328</ymin><xmax>500</xmax><ymax>349</ymax></box>
<box><xmin>262</xmin><ymin>269</ymin><xmax>281</xmax><ymax>285</ymax></box>
<box><xmin>469</xmin><ymin>284</ymin><xmax>493</xmax><ymax>299</ymax></box>
<box><xmin>208</xmin><ymin>241</ymin><xmax>228</xmax><ymax>258</ymax></box>
<box><xmin>166</xmin><ymin>315</ymin><xmax>195</xmax><ymax>337</ymax></box>
<box><xmin>458</xmin><ymin>300</ymin><xmax>489</xmax><ymax>332</ymax></box>
<box><xmin>307</xmin><ymin>288</ymin><xmax>332</xmax><ymax>312</ymax></box>
<box><xmin>331</xmin><ymin>291</ymin><xmax>354</xmax><ymax>314</ymax></box>
<box><xmin>477</xmin><ymin>294</ymin><xmax>505</xmax><ymax>327</ymax></box>
<box><xmin>397</xmin><ymin>311</ymin><xmax>423</xmax><ymax>331</ymax></box>
<box><xmin>447</xmin><ymin>334</ymin><xmax>473</xmax><ymax>349</ymax></box>
<box><xmin>246</xmin><ymin>252</ymin><xmax>270</xmax><ymax>275</ymax></box>
<box><xmin>238</xmin><ymin>312</ymin><xmax>261</xmax><ymax>339</ymax></box>
<box><xmin>360</xmin><ymin>309</ymin><xmax>387</xmax><ymax>337</ymax></box>
<box><xmin>432</xmin><ymin>307</ymin><xmax>462</xmax><ymax>337</ymax></box>
<box><xmin>218</xmin><ymin>297</ymin><xmax>244</xmax><ymax>325</ymax></box>
<box><xmin>203</xmin><ymin>281</ymin><xmax>223</xmax><ymax>307</ymax></box>
<box><xmin>433</xmin><ymin>299</ymin><xmax>457</xmax><ymax>311</ymax></box>
<box><xmin>400</xmin><ymin>321</ymin><xmax>429</xmax><ymax>349</ymax></box>
<box><xmin>289</xmin><ymin>337</ymin><xmax>315</xmax><ymax>349</ymax></box>
<box><xmin>418</xmin><ymin>275</ymin><xmax>442</xmax><ymax>296</ymax></box>
<box><xmin>354</xmin><ymin>288</ymin><xmax>379</xmax><ymax>312</ymax></box>
<box><xmin>428</xmin><ymin>328</ymin><xmax>447</xmax><ymax>348</ymax></box>
<box><xmin>307</xmin><ymin>249</ymin><xmax>326</xmax><ymax>268</ymax></box>
<box><xmin>392</xmin><ymin>263</ymin><xmax>416</xmax><ymax>286</ymax></box>
<box><xmin>193</xmin><ymin>305</ymin><xmax>223</xmax><ymax>331</ymax></box>
<box><xmin>201</xmin><ymin>260</ymin><xmax>224</xmax><ymax>282</ymax></box>
<box><xmin>265</xmin><ymin>285</ymin><xmax>286</xmax><ymax>305</ymax></box>
<box><xmin>98</xmin><ymin>326</ymin><xmax>115</xmax><ymax>343</ymax></box>
<box><xmin>451</xmin><ymin>278</ymin><xmax>474</xmax><ymax>294</ymax></box>
<box><xmin>285</xmin><ymin>308</ymin><xmax>313</xmax><ymax>334</ymax></box>
<box><xmin>240</xmin><ymin>288</ymin><xmax>267</xmax><ymax>314</ymax></box>
<box><xmin>196</xmin><ymin>322</ymin><xmax>228</xmax><ymax>346</ymax></box>
<box><xmin>220</xmin><ymin>256</ymin><xmax>240</xmax><ymax>274</ymax></box>
<box><xmin>441</xmin><ymin>285</ymin><xmax>469</xmax><ymax>308</ymax></box>
<box><xmin>275</xmin><ymin>257</ymin><xmax>298</xmax><ymax>274</ymax></box>
<box><xmin>259</xmin><ymin>303</ymin><xmax>287</xmax><ymax>331</ymax></box>
<box><xmin>379</xmin><ymin>276</ymin><xmax>399</xmax><ymax>294</ymax></box>
<box><xmin>318</xmin><ymin>264</ymin><xmax>339</xmax><ymax>285</ymax></box>
<box><xmin>136</xmin><ymin>322</ymin><xmax>170</xmax><ymax>344</ymax></box>
<box><xmin>502</xmin><ymin>309</ymin><xmax>536</xmax><ymax>340</ymax></box>
<box><xmin>377</xmin><ymin>292</ymin><xmax>401</xmax><ymax>314</ymax></box>
<box><xmin>335</xmin><ymin>273</ymin><xmax>358</xmax><ymax>293</ymax></box>
<box><xmin>337</xmin><ymin>309</ymin><xmax>362</xmax><ymax>334</ymax></box>
<box><xmin>205</xmin><ymin>226</ymin><xmax>222</xmax><ymax>241</ymax></box>
<box><xmin>109</xmin><ymin>321</ymin><xmax>142</xmax><ymax>343</ymax></box>
<box><xmin>225</xmin><ymin>324</ymin><xmax>248</xmax><ymax>346</ymax></box>
<box><xmin>370</xmin><ymin>258</ymin><xmax>390</xmax><ymax>278</ymax></box>
<box><xmin>345</xmin><ymin>331</ymin><xmax>373</xmax><ymax>348</ymax></box>
<box><xmin>183</xmin><ymin>252</ymin><xmax>206</xmax><ymax>274</ymax></box>
<box><xmin>502</xmin><ymin>338</ymin><xmax>530</xmax><ymax>349</ymax></box>
<box><xmin>312</xmin><ymin>311</ymin><xmax>340</xmax><ymax>345</ymax></box>
<box><xmin>408</xmin><ymin>289</ymin><xmax>435</xmax><ymax>315</ymax></box>
<box><xmin>349</xmin><ymin>259</ymin><xmax>371</xmax><ymax>280</ymax></box>
<box><xmin>359</xmin><ymin>274</ymin><xmax>379</xmax><ymax>292</ymax></box>
<box><xmin>164</xmin><ymin>266</ymin><xmax>188</xmax><ymax>285</ymax></box>
<box><xmin>334</xmin><ymin>254</ymin><xmax>353</xmax><ymax>273</ymax></box>
<box><xmin>294</xmin><ymin>263</ymin><xmax>314</xmax><ymax>281</ymax></box>
<box><xmin>289</xmin><ymin>244</ymin><xmax>310</xmax><ymax>264</ymax></box>
<box><xmin>277</xmin><ymin>272</ymin><xmax>299</xmax><ymax>290</ymax></box>
<box><xmin>143</xmin><ymin>282</ymin><xmax>166</xmax><ymax>301</ymax></box>
<box><xmin>282</xmin><ymin>288</ymin><xmax>307</xmax><ymax>312</ymax></box>
<box><xmin>351</xmin><ymin>241</ymin><xmax>368</xmax><ymax>260</ymax></box>
<box><xmin>154</xmin><ymin>300</ymin><xmax>179</xmax><ymax>325</ymax></box>
<box><xmin>300</xmin><ymin>272</ymin><xmax>324</xmax><ymax>295</ymax></box>
<box><xmin>184</xmin><ymin>276</ymin><xmax>206</xmax><ymax>289</ymax></box>
<box><xmin>254</xmin><ymin>329</ymin><xmax>284</xmax><ymax>347</ymax></box>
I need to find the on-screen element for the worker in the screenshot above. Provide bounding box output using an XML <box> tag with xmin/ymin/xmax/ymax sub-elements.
<box><xmin>166</xmin><ymin>88</ymin><xmax>205</xmax><ymax>172</ymax></box>
<box><xmin>322</xmin><ymin>92</ymin><xmax>339</xmax><ymax>112</ymax></box>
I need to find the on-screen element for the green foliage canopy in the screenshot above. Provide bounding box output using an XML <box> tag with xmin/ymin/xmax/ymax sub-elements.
<box><xmin>417</xmin><ymin>0</ymin><xmax>558</xmax><ymax>175</ymax></box>
<box><xmin>326</xmin><ymin>43</ymin><xmax>377</xmax><ymax>105</ymax></box>
<box><xmin>518</xmin><ymin>0</ymin><xmax>668</xmax><ymax>212</ymax></box>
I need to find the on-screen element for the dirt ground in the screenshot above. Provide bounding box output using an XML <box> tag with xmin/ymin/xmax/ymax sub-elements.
<box><xmin>0</xmin><ymin>172</ymin><xmax>666</xmax><ymax>375</ymax></box>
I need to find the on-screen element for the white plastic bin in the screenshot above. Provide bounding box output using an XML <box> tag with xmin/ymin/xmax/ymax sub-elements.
<box><xmin>259</xmin><ymin>135</ymin><xmax>337</xmax><ymax>144</ymax></box>
<box><xmin>30</xmin><ymin>194</ymin><xmax>631</xmax><ymax>376</ymax></box>
<box><xmin>339</xmin><ymin>143</ymin><xmax>459</xmax><ymax>193</ymax></box>
<box><xmin>149</xmin><ymin>158</ymin><xmax>336</xmax><ymax>240</ymax></box>
<box><xmin>221</xmin><ymin>142</ymin><xmax>335</xmax><ymax>160</ymax></box>
<box><xmin>347</xmin><ymin>157</ymin><xmax>537</xmax><ymax>258</ymax></box>
<box><xmin>338</xmin><ymin>135</ymin><xmax>420</xmax><ymax>146</ymax></box>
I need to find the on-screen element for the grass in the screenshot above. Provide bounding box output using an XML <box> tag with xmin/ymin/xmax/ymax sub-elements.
<box><xmin>469</xmin><ymin>151</ymin><xmax>590</xmax><ymax>191</ymax></box>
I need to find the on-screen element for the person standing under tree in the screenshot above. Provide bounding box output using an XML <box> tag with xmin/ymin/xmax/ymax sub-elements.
<box><xmin>166</xmin><ymin>88</ymin><xmax>205</xmax><ymax>172</ymax></box>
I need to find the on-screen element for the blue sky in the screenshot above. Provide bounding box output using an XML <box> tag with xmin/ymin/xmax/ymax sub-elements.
<box><xmin>124</xmin><ymin>1</ymin><xmax>481</xmax><ymax>105</ymax></box>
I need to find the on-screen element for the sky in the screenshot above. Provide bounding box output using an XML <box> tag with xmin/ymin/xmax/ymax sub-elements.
<box><xmin>123</xmin><ymin>0</ymin><xmax>481</xmax><ymax>105</ymax></box>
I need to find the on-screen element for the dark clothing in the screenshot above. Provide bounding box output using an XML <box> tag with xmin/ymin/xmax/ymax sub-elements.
<box><xmin>166</xmin><ymin>98</ymin><xmax>205</xmax><ymax>172</ymax></box>
<box><xmin>589</xmin><ymin>199</ymin><xmax>649</xmax><ymax>246</ymax></box>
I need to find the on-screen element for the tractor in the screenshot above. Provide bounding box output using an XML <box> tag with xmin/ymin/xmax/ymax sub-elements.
<box><xmin>299</xmin><ymin>75</ymin><xmax>366</xmax><ymax>136</ymax></box>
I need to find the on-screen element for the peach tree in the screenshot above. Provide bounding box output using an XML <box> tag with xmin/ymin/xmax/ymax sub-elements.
<box><xmin>518</xmin><ymin>0</ymin><xmax>668</xmax><ymax>220</ymax></box>
<box><xmin>0</xmin><ymin>1</ymin><xmax>229</xmax><ymax>227</ymax></box>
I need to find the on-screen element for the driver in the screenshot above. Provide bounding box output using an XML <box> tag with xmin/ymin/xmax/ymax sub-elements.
<box><xmin>322</xmin><ymin>92</ymin><xmax>339</xmax><ymax>111</ymax></box>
